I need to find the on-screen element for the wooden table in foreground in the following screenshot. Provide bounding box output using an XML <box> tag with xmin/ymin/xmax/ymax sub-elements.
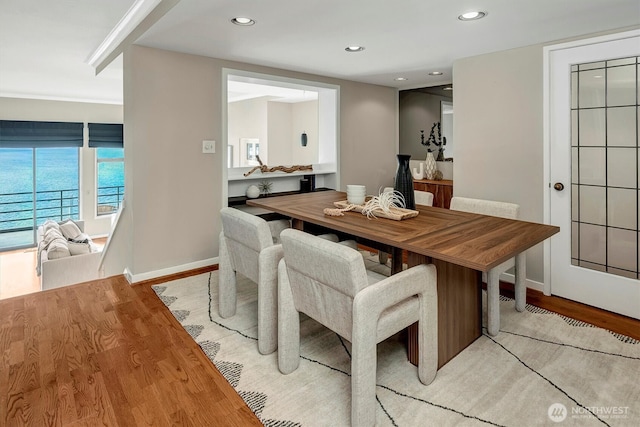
<box><xmin>248</xmin><ymin>191</ymin><xmax>559</xmax><ymax>367</ymax></box>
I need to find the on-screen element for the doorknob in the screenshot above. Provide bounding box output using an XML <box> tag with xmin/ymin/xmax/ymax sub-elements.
<box><xmin>553</xmin><ymin>182</ymin><xmax>565</xmax><ymax>191</ymax></box>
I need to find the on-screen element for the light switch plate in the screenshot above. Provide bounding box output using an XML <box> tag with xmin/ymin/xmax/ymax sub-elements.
<box><xmin>202</xmin><ymin>140</ymin><xmax>215</xmax><ymax>154</ymax></box>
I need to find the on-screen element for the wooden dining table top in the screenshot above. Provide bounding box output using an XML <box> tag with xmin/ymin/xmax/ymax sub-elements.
<box><xmin>247</xmin><ymin>190</ymin><xmax>560</xmax><ymax>272</ymax></box>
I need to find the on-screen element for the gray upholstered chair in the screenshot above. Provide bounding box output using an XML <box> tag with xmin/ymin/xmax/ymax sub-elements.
<box><xmin>277</xmin><ymin>228</ymin><xmax>438</xmax><ymax>427</ymax></box>
<box><xmin>218</xmin><ymin>207</ymin><xmax>341</xmax><ymax>354</ymax></box>
<box><xmin>217</xmin><ymin>207</ymin><xmax>291</xmax><ymax>354</ymax></box>
<box><xmin>449</xmin><ymin>196</ymin><xmax>525</xmax><ymax>336</ymax></box>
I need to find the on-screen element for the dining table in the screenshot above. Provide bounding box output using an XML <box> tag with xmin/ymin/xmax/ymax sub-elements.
<box><xmin>247</xmin><ymin>190</ymin><xmax>560</xmax><ymax>368</ymax></box>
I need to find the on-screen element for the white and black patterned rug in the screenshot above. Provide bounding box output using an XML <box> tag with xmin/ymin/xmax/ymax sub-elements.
<box><xmin>152</xmin><ymin>272</ymin><xmax>640</xmax><ymax>427</ymax></box>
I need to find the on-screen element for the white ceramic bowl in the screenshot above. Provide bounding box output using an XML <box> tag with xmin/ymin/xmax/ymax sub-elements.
<box><xmin>346</xmin><ymin>185</ymin><xmax>366</xmax><ymax>193</ymax></box>
<box><xmin>347</xmin><ymin>194</ymin><xmax>366</xmax><ymax>205</ymax></box>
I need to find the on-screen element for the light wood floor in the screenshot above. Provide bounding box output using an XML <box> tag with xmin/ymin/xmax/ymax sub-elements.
<box><xmin>1</xmin><ymin>248</ymin><xmax>639</xmax><ymax>426</ymax></box>
<box><xmin>0</xmin><ymin>246</ymin><xmax>41</xmax><ymax>299</ymax></box>
<box><xmin>0</xmin><ymin>238</ymin><xmax>106</xmax><ymax>300</ymax></box>
<box><xmin>0</xmin><ymin>266</ymin><xmax>262</xmax><ymax>426</ymax></box>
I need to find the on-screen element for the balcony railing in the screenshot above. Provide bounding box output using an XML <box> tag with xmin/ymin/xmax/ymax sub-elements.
<box><xmin>0</xmin><ymin>186</ymin><xmax>124</xmax><ymax>233</ymax></box>
<box><xmin>97</xmin><ymin>185</ymin><xmax>124</xmax><ymax>215</ymax></box>
<box><xmin>0</xmin><ymin>188</ymin><xmax>79</xmax><ymax>233</ymax></box>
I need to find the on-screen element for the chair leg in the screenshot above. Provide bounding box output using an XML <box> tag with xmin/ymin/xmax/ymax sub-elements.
<box><xmin>351</xmin><ymin>332</ymin><xmax>377</xmax><ymax>427</ymax></box>
<box><xmin>486</xmin><ymin>269</ymin><xmax>501</xmax><ymax>336</ymax></box>
<box><xmin>418</xmin><ymin>291</ymin><xmax>438</xmax><ymax>385</ymax></box>
<box><xmin>378</xmin><ymin>250</ymin><xmax>389</xmax><ymax>264</ymax></box>
<box><xmin>514</xmin><ymin>253</ymin><xmax>526</xmax><ymax>312</ymax></box>
<box><xmin>277</xmin><ymin>260</ymin><xmax>301</xmax><ymax>374</ymax></box>
<box><xmin>218</xmin><ymin>236</ymin><xmax>237</xmax><ymax>318</ymax></box>
<box><xmin>258</xmin><ymin>279</ymin><xmax>278</xmax><ymax>355</ymax></box>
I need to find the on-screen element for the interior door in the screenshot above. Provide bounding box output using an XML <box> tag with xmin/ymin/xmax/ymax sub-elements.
<box><xmin>548</xmin><ymin>32</ymin><xmax>640</xmax><ymax>319</ymax></box>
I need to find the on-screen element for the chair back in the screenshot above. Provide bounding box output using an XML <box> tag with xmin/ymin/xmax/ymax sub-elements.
<box><xmin>449</xmin><ymin>196</ymin><xmax>519</xmax><ymax>219</ymax></box>
<box><xmin>280</xmin><ymin>228</ymin><xmax>369</xmax><ymax>338</ymax></box>
<box><xmin>415</xmin><ymin>190</ymin><xmax>434</xmax><ymax>207</ymax></box>
<box><xmin>220</xmin><ymin>207</ymin><xmax>274</xmax><ymax>282</ymax></box>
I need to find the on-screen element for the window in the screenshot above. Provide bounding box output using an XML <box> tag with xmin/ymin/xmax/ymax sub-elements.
<box><xmin>88</xmin><ymin>123</ymin><xmax>124</xmax><ymax>216</ymax></box>
<box><xmin>96</xmin><ymin>148</ymin><xmax>124</xmax><ymax>215</ymax></box>
<box><xmin>0</xmin><ymin>120</ymin><xmax>82</xmax><ymax>250</ymax></box>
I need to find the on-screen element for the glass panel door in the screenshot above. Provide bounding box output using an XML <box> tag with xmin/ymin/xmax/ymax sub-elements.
<box><xmin>549</xmin><ymin>31</ymin><xmax>639</xmax><ymax>319</ymax></box>
<box><xmin>0</xmin><ymin>147</ymin><xmax>79</xmax><ymax>252</ymax></box>
<box><xmin>570</xmin><ymin>56</ymin><xmax>639</xmax><ymax>279</ymax></box>
<box><xmin>0</xmin><ymin>148</ymin><xmax>35</xmax><ymax>250</ymax></box>
<box><xmin>35</xmin><ymin>147</ymin><xmax>80</xmax><ymax>226</ymax></box>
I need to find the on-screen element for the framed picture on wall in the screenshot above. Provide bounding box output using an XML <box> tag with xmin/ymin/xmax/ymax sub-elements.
<box><xmin>241</xmin><ymin>138</ymin><xmax>260</xmax><ymax>166</ymax></box>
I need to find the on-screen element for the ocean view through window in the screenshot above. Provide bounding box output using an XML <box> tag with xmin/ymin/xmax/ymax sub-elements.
<box><xmin>0</xmin><ymin>147</ymin><xmax>124</xmax><ymax>250</ymax></box>
<box><xmin>96</xmin><ymin>147</ymin><xmax>124</xmax><ymax>215</ymax></box>
<box><xmin>0</xmin><ymin>147</ymin><xmax>79</xmax><ymax>249</ymax></box>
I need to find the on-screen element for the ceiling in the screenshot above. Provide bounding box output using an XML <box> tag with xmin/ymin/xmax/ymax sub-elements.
<box><xmin>1</xmin><ymin>0</ymin><xmax>639</xmax><ymax>105</ymax></box>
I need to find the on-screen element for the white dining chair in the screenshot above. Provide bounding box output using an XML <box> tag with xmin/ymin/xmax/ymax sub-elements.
<box><xmin>217</xmin><ymin>207</ymin><xmax>291</xmax><ymax>354</ymax></box>
<box><xmin>415</xmin><ymin>190</ymin><xmax>434</xmax><ymax>207</ymax></box>
<box><xmin>449</xmin><ymin>196</ymin><xmax>524</xmax><ymax>336</ymax></box>
<box><xmin>277</xmin><ymin>228</ymin><xmax>438</xmax><ymax>427</ymax></box>
<box><xmin>218</xmin><ymin>207</ymin><xmax>342</xmax><ymax>354</ymax></box>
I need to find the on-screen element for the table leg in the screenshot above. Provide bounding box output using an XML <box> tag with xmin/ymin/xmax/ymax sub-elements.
<box><xmin>406</xmin><ymin>253</ymin><xmax>482</xmax><ymax>368</ymax></box>
<box><xmin>390</xmin><ymin>248</ymin><xmax>403</xmax><ymax>275</ymax></box>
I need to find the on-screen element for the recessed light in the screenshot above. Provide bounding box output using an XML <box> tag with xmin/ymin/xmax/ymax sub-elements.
<box><xmin>593</xmin><ymin>75</ymin><xmax>603</xmax><ymax>78</ymax></box>
<box><xmin>395</xmin><ymin>77</ymin><xmax>408</xmax><ymax>81</ymax></box>
<box><xmin>458</xmin><ymin>11</ymin><xmax>487</xmax><ymax>21</ymax></box>
<box><xmin>345</xmin><ymin>46</ymin><xmax>365</xmax><ymax>52</ymax></box>
<box><xmin>231</xmin><ymin>17</ymin><xmax>255</xmax><ymax>26</ymax></box>
<box><xmin>428</xmin><ymin>71</ymin><xmax>443</xmax><ymax>76</ymax></box>
<box><xmin>443</xmin><ymin>86</ymin><xmax>453</xmax><ymax>91</ymax></box>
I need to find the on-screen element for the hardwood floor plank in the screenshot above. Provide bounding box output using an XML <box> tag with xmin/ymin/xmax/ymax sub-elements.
<box><xmin>0</xmin><ymin>271</ymin><xmax>263</xmax><ymax>426</ymax></box>
<box><xmin>56</xmin><ymin>381</ymin><xmax>76</xmax><ymax>425</ymax></box>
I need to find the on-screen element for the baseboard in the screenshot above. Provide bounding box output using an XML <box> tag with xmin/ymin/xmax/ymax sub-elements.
<box><xmin>499</xmin><ymin>271</ymin><xmax>544</xmax><ymax>292</ymax></box>
<box><xmin>123</xmin><ymin>267</ymin><xmax>134</xmax><ymax>284</ymax></box>
<box><xmin>126</xmin><ymin>257</ymin><xmax>219</xmax><ymax>284</ymax></box>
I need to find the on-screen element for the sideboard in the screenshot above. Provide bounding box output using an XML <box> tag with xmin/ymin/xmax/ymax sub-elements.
<box><xmin>413</xmin><ymin>179</ymin><xmax>453</xmax><ymax>209</ymax></box>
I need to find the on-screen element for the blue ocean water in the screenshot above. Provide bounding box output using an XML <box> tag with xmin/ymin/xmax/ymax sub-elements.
<box><xmin>0</xmin><ymin>148</ymin><xmax>124</xmax><ymax>231</ymax></box>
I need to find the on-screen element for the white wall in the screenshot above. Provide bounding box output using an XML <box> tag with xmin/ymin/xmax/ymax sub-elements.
<box><xmin>0</xmin><ymin>97</ymin><xmax>123</xmax><ymax>237</ymax></box>
<box><xmin>228</xmin><ymin>97</ymin><xmax>269</xmax><ymax>166</ymax></box>
<box><xmin>228</xmin><ymin>98</ymin><xmax>319</xmax><ymax>168</ymax></box>
<box><xmin>115</xmin><ymin>45</ymin><xmax>396</xmax><ymax>281</ymax></box>
<box><xmin>267</xmin><ymin>101</ymin><xmax>292</xmax><ymax>165</ymax></box>
<box><xmin>291</xmin><ymin>101</ymin><xmax>319</xmax><ymax>166</ymax></box>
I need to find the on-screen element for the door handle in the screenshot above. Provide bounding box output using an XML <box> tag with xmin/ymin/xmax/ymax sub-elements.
<box><xmin>553</xmin><ymin>182</ymin><xmax>564</xmax><ymax>191</ymax></box>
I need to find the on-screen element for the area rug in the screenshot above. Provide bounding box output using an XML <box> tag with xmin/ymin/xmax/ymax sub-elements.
<box><xmin>152</xmin><ymin>270</ymin><xmax>640</xmax><ymax>427</ymax></box>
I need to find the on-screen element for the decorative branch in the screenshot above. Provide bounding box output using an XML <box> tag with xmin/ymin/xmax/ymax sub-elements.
<box><xmin>243</xmin><ymin>155</ymin><xmax>313</xmax><ymax>177</ymax></box>
<box><xmin>420</xmin><ymin>122</ymin><xmax>447</xmax><ymax>160</ymax></box>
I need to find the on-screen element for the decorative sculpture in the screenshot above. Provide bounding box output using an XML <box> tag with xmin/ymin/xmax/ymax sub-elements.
<box><xmin>243</xmin><ymin>155</ymin><xmax>313</xmax><ymax>177</ymax></box>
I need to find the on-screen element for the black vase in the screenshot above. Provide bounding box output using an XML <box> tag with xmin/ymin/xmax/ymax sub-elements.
<box><xmin>394</xmin><ymin>154</ymin><xmax>415</xmax><ymax>210</ymax></box>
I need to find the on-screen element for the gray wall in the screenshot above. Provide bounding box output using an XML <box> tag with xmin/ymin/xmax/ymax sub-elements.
<box><xmin>453</xmin><ymin>43</ymin><xmax>547</xmax><ymax>284</ymax></box>
<box><xmin>117</xmin><ymin>45</ymin><xmax>397</xmax><ymax>280</ymax></box>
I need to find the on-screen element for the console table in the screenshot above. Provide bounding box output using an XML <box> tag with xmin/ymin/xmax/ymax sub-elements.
<box><xmin>414</xmin><ymin>179</ymin><xmax>453</xmax><ymax>209</ymax></box>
